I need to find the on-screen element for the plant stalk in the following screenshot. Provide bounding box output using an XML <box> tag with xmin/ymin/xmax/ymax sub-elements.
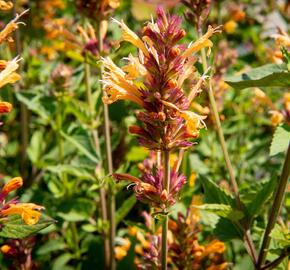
<box><xmin>97</xmin><ymin>19</ymin><xmax>116</xmax><ymax>270</ymax></box>
<box><xmin>257</xmin><ymin>143</ymin><xmax>290</xmax><ymax>268</ymax></box>
<box><xmin>13</xmin><ymin>1</ymin><xmax>29</xmax><ymax>179</ymax></box>
<box><xmin>84</xmin><ymin>53</ymin><xmax>110</xmax><ymax>269</ymax></box>
<box><xmin>199</xmin><ymin>35</ymin><xmax>257</xmax><ymax>264</ymax></box>
<box><xmin>161</xmin><ymin>150</ymin><xmax>170</xmax><ymax>270</ymax></box>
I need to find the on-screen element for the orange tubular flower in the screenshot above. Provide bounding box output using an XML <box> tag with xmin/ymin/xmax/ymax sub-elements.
<box><xmin>1</xmin><ymin>203</ymin><xmax>44</xmax><ymax>225</ymax></box>
<box><xmin>1</xmin><ymin>177</ymin><xmax>23</xmax><ymax>195</ymax></box>
<box><xmin>0</xmin><ymin>101</ymin><xmax>12</xmax><ymax>114</ymax></box>
<box><xmin>0</xmin><ymin>0</ymin><xmax>13</xmax><ymax>10</ymax></box>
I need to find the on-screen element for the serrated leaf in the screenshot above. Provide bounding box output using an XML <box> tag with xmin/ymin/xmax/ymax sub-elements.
<box><xmin>270</xmin><ymin>124</ymin><xmax>290</xmax><ymax>156</ymax></box>
<box><xmin>213</xmin><ymin>218</ymin><xmax>243</xmax><ymax>241</ymax></box>
<box><xmin>201</xmin><ymin>176</ymin><xmax>236</xmax><ymax>207</ymax></box>
<box><xmin>270</xmin><ymin>224</ymin><xmax>290</xmax><ymax>248</ymax></box>
<box><xmin>0</xmin><ymin>214</ymin><xmax>55</xmax><ymax>239</ymax></box>
<box><xmin>194</xmin><ymin>204</ymin><xmax>244</xmax><ymax>221</ymax></box>
<box><xmin>225</xmin><ymin>64</ymin><xmax>290</xmax><ymax>89</ymax></box>
<box><xmin>245</xmin><ymin>177</ymin><xmax>276</xmax><ymax>219</ymax></box>
<box><xmin>116</xmin><ymin>195</ymin><xmax>137</xmax><ymax>226</ymax></box>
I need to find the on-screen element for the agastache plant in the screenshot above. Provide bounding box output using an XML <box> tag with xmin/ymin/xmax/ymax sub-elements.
<box><xmin>101</xmin><ymin>7</ymin><xmax>220</xmax><ymax>269</ymax></box>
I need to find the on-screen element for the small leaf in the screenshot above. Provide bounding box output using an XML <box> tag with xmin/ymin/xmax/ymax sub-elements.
<box><xmin>37</xmin><ymin>239</ymin><xmax>67</xmax><ymax>255</ymax></box>
<box><xmin>194</xmin><ymin>204</ymin><xmax>244</xmax><ymax>221</ymax></box>
<box><xmin>0</xmin><ymin>214</ymin><xmax>55</xmax><ymax>239</ymax></box>
<box><xmin>60</xmin><ymin>131</ymin><xmax>99</xmax><ymax>164</ymax></box>
<box><xmin>270</xmin><ymin>124</ymin><xmax>290</xmax><ymax>156</ymax></box>
<box><xmin>57</xmin><ymin>198</ymin><xmax>96</xmax><ymax>222</ymax></box>
<box><xmin>201</xmin><ymin>176</ymin><xmax>236</xmax><ymax>207</ymax></box>
<box><xmin>245</xmin><ymin>177</ymin><xmax>276</xmax><ymax>219</ymax></box>
<box><xmin>46</xmin><ymin>165</ymin><xmax>94</xmax><ymax>180</ymax></box>
<box><xmin>115</xmin><ymin>195</ymin><xmax>137</xmax><ymax>226</ymax></box>
<box><xmin>52</xmin><ymin>253</ymin><xmax>73</xmax><ymax>270</ymax></box>
<box><xmin>225</xmin><ymin>64</ymin><xmax>290</xmax><ymax>89</ymax></box>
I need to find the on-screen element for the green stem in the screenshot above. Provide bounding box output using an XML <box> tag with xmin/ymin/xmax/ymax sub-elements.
<box><xmin>97</xmin><ymin>20</ymin><xmax>115</xmax><ymax>270</ymax></box>
<box><xmin>199</xmin><ymin>35</ymin><xmax>257</xmax><ymax>264</ymax></box>
<box><xmin>84</xmin><ymin>53</ymin><xmax>110</xmax><ymax>269</ymax></box>
<box><xmin>257</xmin><ymin>144</ymin><xmax>290</xmax><ymax>268</ymax></box>
<box><xmin>13</xmin><ymin>1</ymin><xmax>29</xmax><ymax>179</ymax></box>
<box><xmin>56</xmin><ymin>93</ymin><xmax>68</xmax><ymax>191</ymax></box>
<box><xmin>161</xmin><ymin>150</ymin><xmax>170</xmax><ymax>270</ymax></box>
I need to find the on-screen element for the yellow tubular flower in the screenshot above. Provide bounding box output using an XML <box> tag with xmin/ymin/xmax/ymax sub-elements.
<box><xmin>270</xmin><ymin>110</ymin><xmax>284</xmax><ymax>126</ymax></box>
<box><xmin>162</xmin><ymin>100</ymin><xmax>206</xmax><ymax>136</ymax></box>
<box><xmin>122</xmin><ymin>54</ymin><xmax>147</xmax><ymax>80</ymax></box>
<box><xmin>284</xmin><ymin>92</ymin><xmax>290</xmax><ymax>111</ymax></box>
<box><xmin>224</xmin><ymin>20</ymin><xmax>237</xmax><ymax>34</ymax></box>
<box><xmin>115</xmin><ymin>246</ymin><xmax>127</xmax><ymax>261</ymax></box>
<box><xmin>203</xmin><ymin>240</ymin><xmax>225</xmax><ymax>256</ymax></box>
<box><xmin>0</xmin><ymin>57</ymin><xmax>21</xmax><ymax>88</ymax></box>
<box><xmin>0</xmin><ymin>101</ymin><xmax>12</xmax><ymax>113</ymax></box>
<box><xmin>0</xmin><ymin>10</ymin><xmax>27</xmax><ymax>44</ymax></box>
<box><xmin>182</xmin><ymin>26</ymin><xmax>221</xmax><ymax>58</ymax></box>
<box><xmin>179</xmin><ymin>110</ymin><xmax>207</xmax><ymax>137</ymax></box>
<box><xmin>1</xmin><ymin>203</ymin><xmax>44</xmax><ymax>225</ymax></box>
<box><xmin>1</xmin><ymin>177</ymin><xmax>23</xmax><ymax>194</ymax></box>
<box><xmin>0</xmin><ymin>0</ymin><xmax>13</xmax><ymax>10</ymax></box>
<box><xmin>112</xmin><ymin>18</ymin><xmax>149</xmax><ymax>57</ymax></box>
<box><xmin>101</xmin><ymin>57</ymin><xmax>144</xmax><ymax>106</ymax></box>
<box><xmin>108</xmin><ymin>0</ymin><xmax>120</xmax><ymax>9</ymax></box>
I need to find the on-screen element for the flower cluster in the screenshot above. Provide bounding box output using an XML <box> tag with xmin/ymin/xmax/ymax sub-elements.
<box><xmin>0</xmin><ymin>4</ymin><xmax>24</xmax><ymax>117</ymax></box>
<box><xmin>181</xmin><ymin>0</ymin><xmax>211</xmax><ymax>31</ymax></box>
<box><xmin>102</xmin><ymin>7</ymin><xmax>220</xmax><ymax>151</ymax></box>
<box><xmin>169</xmin><ymin>204</ymin><xmax>228</xmax><ymax>270</ymax></box>
<box><xmin>0</xmin><ymin>177</ymin><xmax>44</xmax><ymax>225</ymax></box>
<box><xmin>130</xmin><ymin>206</ymin><xmax>228</xmax><ymax>270</ymax></box>
<box><xmin>75</xmin><ymin>0</ymin><xmax>120</xmax><ymax>20</ymax></box>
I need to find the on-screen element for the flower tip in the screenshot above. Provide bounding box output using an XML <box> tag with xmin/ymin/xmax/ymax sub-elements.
<box><xmin>2</xmin><ymin>176</ymin><xmax>23</xmax><ymax>195</ymax></box>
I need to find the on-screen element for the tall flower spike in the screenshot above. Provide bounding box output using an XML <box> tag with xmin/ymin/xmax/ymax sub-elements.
<box><xmin>102</xmin><ymin>7</ymin><xmax>219</xmax><ymax>150</ymax></box>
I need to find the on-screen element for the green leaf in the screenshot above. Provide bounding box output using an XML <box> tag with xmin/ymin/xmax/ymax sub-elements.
<box><xmin>201</xmin><ymin>176</ymin><xmax>236</xmax><ymax>207</ymax></box>
<box><xmin>270</xmin><ymin>124</ymin><xmax>290</xmax><ymax>156</ymax></box>
<box><xmin>213</xmin><ymin>218</ymin><xmax>243</xmax><ymax>241</ymax></box>
<box><xmin>116</xmin><ymin>195</ymin><xmax>137</xmax><ymax>226</ymax></box>
<box><xmin>27</xmin><ymin>131</ymin><xmax>45</xmax><ymax>166</ymax></box>
<box><xmin>52</xmin><ymin>253</ymin><xmax>73</xmax><ymax>270</ymax></box>
<box><xmin>0</xmin><ymin>214</ymin><xmax>55</xmax><ymax>239</ymax></box>
<box><xmin>270</xmin><ymin>224</ymin><xmax>290</xmax><ymax>248</ymax></box>
<box><xmin>225</xmin><ymin>64</ymin><xmax>290</xmax><ymax>89</ymax></box>
<box><xmin>245</xmin><ymin>177</ymin><xmax>276</xmax><ymax>219</ymax></box>
<box><xmin>57</xmin><ymin>198</ymin><xmax>96</xmax><ymax>222</ymax></box>
<box><xmin>126</xmin><ymin>146</ymin><xmax>148</xmax><ymax>162</ymax></box>
<box><xmin>46</xmin><ymin>165</ymin><xmax>94</xmax><ymax>180</ymax></box>
<box><xmin>37</xmin><ymin>239</ymin><xmax>67</xmax><ymax>255</ymax></box>
<box><xmin>194</xmin><ymin>204</ymin><xmax>244</xmax><ymax>221</ymax></box>
<box><xmin>60</xmin><ymin>131</ymin><xmax>99</xmax><ymax>164</ymax></box>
